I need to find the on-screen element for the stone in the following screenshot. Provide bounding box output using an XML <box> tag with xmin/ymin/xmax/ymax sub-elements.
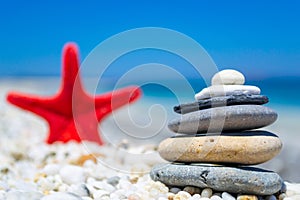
<box><xmin>150</xmin><ymin>163</ymin><xmax>283</xmax><ymax>195</ymax></box>
<box><xmin>222</xmin><ymin>192</ymin><xmax>236</xmax><ymax>200</ymax></box>
<box><xmin>158</xmin><ymin>131</ymin><xmax>282</xmax><ymax>165</ymax></box>
<box><xmin>195</xmin><ymin>85</ymin><xmax>260</xmax><ymax>100</ymax></box>
<box><xmin>41</xmin><ymin>192</ymin><xmax>82</xmax><ymax>200</ymax></box>
<box><xmin>278</xmin><ymin>193</ymin><xmax>287</xmax><ymax>200</ymax></box>
<box><xmin>127</xmin><ymin>194</ymin><xmax>141</xmax><ymax>200</ymax></box>
<box><xmin>201</xmin><ymin>188</ymin><xmax>213</xmax><ymax>198</ymax></box>
<box><xmin>211</xmin><ymin>69</ymin><xmax>245</xmax><ymax>85</ymax></box>
<box><xmin>106</xmin><ymin>176</ymin><xmax>120</xmax><ymax>186</ymax></box>
<box><xmin>190</xmin><ymin>194</ymin><xmax>202</xmax><ymax>199</ymax></box>
<box><xmin>42</xmin><ymin>164</ymin><xmax>60</xmax><ymax>176</ymax></box>
<box><xmin>211</xmin><ymin>195</ymin><xmax>223</xmax><ymax>200</ymax></box>
<box><xmin>168</xmin><ymin>105</ymin><xmax>277</xmax><ymax>134</ymax></box>
<box><xmin>170</xmin><ymin>187</ymin><xmax>181</xmax><ymax>194</ymax></box>
<box><xmin>174</xmin><ymin>94</ymin><xmax>269</xmax><ymax>114</ymax></box>
<box><xmin>92</xmin><ymin>190</ymin><xmax>110</xmax><ymax>199</ymax></box>
<box><xmin>285</xmin><ymin>196</ymin><xmax>300</xmax><ymax>200</ymax></box>
<box><xmin>183</xmin><ymin>186</ymin><xmax>201</xmax><ymax>195</ymax></box>
<box><xmin>285</xmin><ymin>182</ymin><xmax>300</xmax><ymax>196</ymax></box>
<box><xmin>265</xmin><ymin>195</ymin><xmax>276</xmax><ymax>200</ymax></box>
<box><xmin>237</xmin><ymin>195</ymin><xmax>258</xmax><ymax>200</ymax></box>
<box><xmin>174</xmin><ymin>191</ymin><xmax>191</xmax><ymax>199</ymax></box>
<box><xmin>6</xmin><ymin>190</ymin><xmax>43</xmax><ymax>200</ymax></box>
<box><xmin>68</xmin><ymin>184</ymin><xmax>90</xmax><ymax>197</ymax></box>
<box><xmin>59</xmin><ymin>165</ymin><xmax>85</xmax><ymax>185</ymax></box>
<box><xmin>91</xmin><ymin>180</ymin><xmax>116</xmax><ymax>192</ymax></box>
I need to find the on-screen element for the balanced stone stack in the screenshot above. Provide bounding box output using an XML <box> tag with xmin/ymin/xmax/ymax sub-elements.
<box><xmin>150</xmin><ymin>69</ymin><xmax>284</xmax><ymax>197</ymax></box>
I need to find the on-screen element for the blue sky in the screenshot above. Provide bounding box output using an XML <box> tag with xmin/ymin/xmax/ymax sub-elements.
<box><xmin>0</xmin><ymin>0</ymin><xmax>299</xmax><ymax>79</ymax></box>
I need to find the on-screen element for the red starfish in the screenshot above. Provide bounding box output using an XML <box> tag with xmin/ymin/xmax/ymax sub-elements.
<box><xmin>7</xmin><ymin>43</ymin><xmax>142</xmax><ymax>145</ymax></box>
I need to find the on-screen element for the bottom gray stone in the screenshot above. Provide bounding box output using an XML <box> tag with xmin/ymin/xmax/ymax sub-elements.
<box><xmin>150</xmin><ymin>163</ymin><xmax>283</xmax><ymax>195</ymax></box>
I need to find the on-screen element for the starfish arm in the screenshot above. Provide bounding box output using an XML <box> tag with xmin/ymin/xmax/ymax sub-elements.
<box><xmin>94</xmin><ymin>86</ymin><xmax>142</xmax><ymax>120</ymax></box>
<box><xmin>58</xmin><ymin>43</ymin><xmax>86</xmax><ymax>100</ymax></box>
<box><xmin>6</xmin><ymin>92</ymin><xmax>55</xmax><ymax>119</ymax></box>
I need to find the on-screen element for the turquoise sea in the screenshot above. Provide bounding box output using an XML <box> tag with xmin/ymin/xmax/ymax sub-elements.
<box><xmin>134</xmin><ymin>77</ymin><xmax>300</xmax><ymax>111</ymax></box>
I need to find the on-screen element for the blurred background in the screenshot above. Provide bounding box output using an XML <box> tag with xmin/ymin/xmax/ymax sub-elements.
<box><xmin>0</xmin><ymin>1</ymin><xmax>300</xmax><ymax>182</ymax></box>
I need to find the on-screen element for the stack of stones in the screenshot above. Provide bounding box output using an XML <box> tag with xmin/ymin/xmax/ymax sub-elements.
<box><xmin>151</xmin><ymin>69</ymin><xmax>285</xmax><ymax>198</ymax></box>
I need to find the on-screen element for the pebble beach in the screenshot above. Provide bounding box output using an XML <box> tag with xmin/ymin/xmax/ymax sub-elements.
<box><xmin>0</xmin><ymin>77</ymin><xmax>300</xmax><ymax>200</ymax></box>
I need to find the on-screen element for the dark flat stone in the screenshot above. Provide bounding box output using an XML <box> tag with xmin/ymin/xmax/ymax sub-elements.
<box><xmin>150</xmin><ymin>163</ymin><xmax>283</xmax><ymax>195</ymax></box>
<box><xmin>172</xmin><ymin>130</ymin><xmax>279</xmax><ymax>138</ymax></box>
<box><xmin>168</xmin><ymin>105</ymin><xmax>277</xmax><ymax>134</ymax></box>
<box><xmin>174</xmin><ymin>94</ymin><xmax>269</xmax><ymax>114</ymax></box>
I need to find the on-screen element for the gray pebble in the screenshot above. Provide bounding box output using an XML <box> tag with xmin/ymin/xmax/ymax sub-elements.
<box><xmin>168</xmin><ymin>105</ymin><xmax>277</xmax><ymax>134</ymax></box>
<box><xmin>150</xmin><ymin>163</ymin><xmax>283</xmax><ymax>195</ymax></box>
<box><xmin>169</xmin><ymin>187</ymin><xmax>181</xmax><ymax>194</ymax></box>
<box><xmin>280</xmin><ymin>182</ymin><xmax>287</xmax><ymax>193</ymax></box>
<box><xmin>106</xmin><ymin>176</ymin><xmax>120</xmax><ymax>186</ymax></box>
<box><xmin>265</xmin><ymin>195</ymin><xmax>277</xmax><ymax>200</ymax></box>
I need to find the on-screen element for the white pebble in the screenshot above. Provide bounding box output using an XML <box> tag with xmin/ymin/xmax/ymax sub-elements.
<box><xmin>128</xmin><ymin>193</ymin><xmax>141</xmax><ymax>200</ymax></box>
<box><xmin>91</xmin><ymin>181</ymin><xmax>115</xmax><ymax>192</ymax></box>
<box><xmin>81</xmin><ymin>197</ymin><xmax>93</xmax><ymax>200</ymax></box>
<box><xmin>0</xmin><ymin>191</ymin><xmax>5</xmax><ymax>199</ymax></box>
<box><xmin>211</xmin><ymin>69</ymin><xmax>245</xmax><ymax>85</ymax></box>
<box><xmin>6</xmin><ymin>190</ymin><xmax>43</xmax><ymax>200</ymax></box>
<box><xmin>158</xmin><ymin>197</ymin><xmax>168</xmax><ymax>200</ymax></box>
<box><xmin>173</xmin><ymin>191</ymin><xmax>191</xmax><ymax>199</ymax></box>
<box><xmin>145</xmin><ymin>181</ymin><xmax>168</xmax><ymax>198</ymax></box>
<box><xmin>195</xmin><ymin>85</ymin><xmax>261</xmax><ymax>100</ymax></box>
<box><xmin>41</xmin><ymin>192</ymin><xmax>81</xmax><ymax>200</ymax></box>
<box><xmin>58</xmin><ymin>183</ymin><xmax>69</xmax><ymax>192</ymax></box>
<box><xmin>285</xmin><ymin>182</ymin><xmax>300</xmax><ymax>196</ymax></box>
<box><xmin>0</xmin><ymin>181</ymin><xmax>9</xmax><ymax>191</ymax></box>
<box><xmin>68</xmin><ymin>184</ymin><xmax>90</xmax><ymax>197</ymax></box>
<box><xmin>201</xmin><ymin>188</ymin><xmax>213</xmax><ymax>198</ymax></box>
<box><xmin>211</xmin><ymin>195</ymin><xmax>223</xmax><ymax>200</ymax></box>
<box><xmin>43</xmin><ymin>164</ymin><xmax>60</xmax><ymax>176</ymax></box>
<box><xmin>285</xmin><ymin>196</ymin><xmax>300</xmax><ymax>200</ymax></box>
<box><xmin>109</xmin><ymin>193</ymin><xmax>119</xmax><ymax>199</ymax></box>
<box><xmin>278</xmin><ymin>193</ymin><xmax>286</xmax><ymax>200</ymax></box>
<box><xmin>59</xmin><ymin>165</ymin><xmax>85</xmax><ymax>185</ymax></box>
<box><xmin>14</xmin><ymin>181</ymin><xmax>38</xmax><ymax>192</ymax></box>
<box><xmin>118</xmin><ymin>179</ymin><xmax>132</xmax><ymax>190</ymax></box>
<box><xmin>222</xmin><ymin>192</ymin><xmax>235</xmax><ymax>200</ymax></box>
<box><xmin>92</xmin><ymin>190</ymin><xmax>109</xmax><ymax>199</ymax></box>
<box><xmin>190</xmin><ymin>193</ymin><xmax>201</xmax><ymax>199</ymax></box>
<box><xmin>113</xmin><ymin>189</ymin><xmax>127</xmax><ymax>196</ymax></box>
<box><xmin>37</xmin><ymin>177</ymin><xmax>55</xmax><ymax>192</ymax></box>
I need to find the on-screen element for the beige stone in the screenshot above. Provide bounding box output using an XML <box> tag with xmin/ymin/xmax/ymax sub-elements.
<box><xmin>237</xmin><ymin>195</ymin><xmax>258</xmax><ymax>200</ymax></box>
<box><xmin>158</xmin><ymin>133</ymin><xmax>282</xmax><ymax>165</ymax></box>
<box><xmin>211</xmin><ymin>69</ymin><xmax>245</xmax><ymax>85</ymax></box>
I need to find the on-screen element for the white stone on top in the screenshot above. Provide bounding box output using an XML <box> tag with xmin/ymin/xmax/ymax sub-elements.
<box><xmin>195</xmin><ymin>85</ymin><xmax>261</xmax><ymax>100</ymax></box>
<box><xmin>211</xmin><ymin>69</ymin><xmax>245</xmax><ymax>85</ymax></box>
